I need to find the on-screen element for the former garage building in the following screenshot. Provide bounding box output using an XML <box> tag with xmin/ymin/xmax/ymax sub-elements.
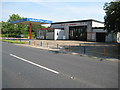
<box><xmin>37</xmin><ymin>19</ymin><xmax>118</xmax><ymax>42</ymax></box>
<box><xmin>51</xmin><ymin>19</ymin><xmax>107</xmax><ymax>42</ymax></box>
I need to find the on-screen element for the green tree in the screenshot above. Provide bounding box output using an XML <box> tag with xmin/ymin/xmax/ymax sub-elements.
<box><xmin>104</xmin><ymin>1</ymin><xmax>120</xmax><ymax>33</ymax></box>
<box><xmin>8</xmin><ymin>14</ymin><xmax>28</xmax><ymax>37</ymax></box>
<box><xmin>1</xmin><ymin>21</ymin><xmax>9</xmax><ymax>34</ymax></box>
<box><xmin>1</xmin><ymin>14</ymin><xmax>47</xmax><ymax>38</ymax></box>
<box><xmin>1</xmin><ymin>14</ymin><xmax>28</xmax><ymax>37</ymax></box>
<box><xmin>8</xmin><ymin>14</ymin><xmax>24</xmax><ymax>22</ymax></box>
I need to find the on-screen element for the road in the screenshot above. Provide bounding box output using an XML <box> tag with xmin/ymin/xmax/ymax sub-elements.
<box><xmin>2</xmin><ymin>42</ymin><xmax>118</xmax><ymax>88</ymax></box>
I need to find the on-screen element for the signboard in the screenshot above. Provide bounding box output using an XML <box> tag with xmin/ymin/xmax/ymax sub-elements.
<box><xmin>10</xmin><ymin>18</ymin><xmax>52</xmax><ymax>24</ymax></box>
<box><xmin>60</xmin><ymin>22</ymin><xmax>87</xmax><ymax>26</ymax></box>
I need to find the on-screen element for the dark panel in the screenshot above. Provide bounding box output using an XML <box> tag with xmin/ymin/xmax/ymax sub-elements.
<box><xmin>69</xmin><ymin>26</ymin><xmax>87</xmax><ymax>41</ymax></box>
<box><xmin>96</xmin><ymin>33</ymin><xmax>106</xmax><ymax>42</ymax></box>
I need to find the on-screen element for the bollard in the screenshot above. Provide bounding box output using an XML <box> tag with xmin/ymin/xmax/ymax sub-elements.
<box><xmin>29</xmin><ymin>41</ymin><xmax>30</xmax><ymax>45</ymax></box>
<box><xmin>79</xmin><ymin>44</ymin><xmax>81</xmax><ymax>46</ymax></box>
<box><xmin>83</xmin><ymin>46</ymin><xmax>86</xmax><ymax>54</ymax></box>
<box><xmin>25</xmin><ymin>41</ymin><xmax>27</xmax><ymax>44</ymax></box>
<box><xmin>16</xmin><ymin>38</ymin><xmax>18</xmax><ymax>41</ymax></box>
<box><xmin>47</xmin><ymin>43</ymin><xmax>48</xmax><ymax>47</ymax></box>
<box><xmin>40</xmin><ymin>42</ymin><xmax>42</xmax><ymax>46</ymax></box>
<box><xmin>24</xmin><ymin>41</ymin><xmax>26</xmax><ymax>44</ymax></box>
<box><xmin>57</xmin><ymin>44</ymin><xmax>59</xmax><ymax>49</ymax></box>
<box><xmin>34</xmin><ymin>41</ymin><xmax>36</xmax><ymax>46</ymax></box>
<box><xmin>69</xmin><ymin>45</ymin><xmax>71</xmax><ymax>51</ymax></box>
<box><xmin>103</xmin><ymin>48</ymin><xmax>106</xmax><ymax>56</ymax></box>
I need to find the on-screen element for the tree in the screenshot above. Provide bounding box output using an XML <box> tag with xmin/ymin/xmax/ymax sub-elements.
<box><xmin>7</xmin><ymin>14</ymin><xmax>28</xmax><ymax>37</ymax></box>
<box><xmin>104</xmin><ymin>1</ymin><xmax>120</xmax><ymax>33</ymax></box>
<box><xmin>1</xmin><ymin>14</ymin><xmax>28</xmax><ymax>37</ymax></box>
<box><xmin>8</xmin><ymin>14</ymin><xmax>24</xmax><ymax>22</ymax></box>
<box><xmin>1</xmin><ymin>14</ymin><xmax>47</xmax><ymax>38</ymax></box>
<box><xmin>1</xmin><ymin>21</ymin><xmax>9</xmax><ymax>34</ymax></box>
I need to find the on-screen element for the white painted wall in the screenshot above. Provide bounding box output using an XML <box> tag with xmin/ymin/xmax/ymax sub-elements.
<box><xmin>54</xmin><ymin>29</ymin><xmax>65</xmax><ymax>40</ymax></box>
<box><xmin>92</xmin><ymin>21</ymin><xmax>104</xmax><ymax>27</ymax></box>
<box><xmin>93</xmin><ymin>29</ymin><xmax>107</xmax><ymax>33</ymax></box>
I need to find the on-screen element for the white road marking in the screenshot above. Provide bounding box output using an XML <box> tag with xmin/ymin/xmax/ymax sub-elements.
<box><xmin>10</xmin><ymin>54</ymin><xmax>59</xmax><ymax>74</ymax></box>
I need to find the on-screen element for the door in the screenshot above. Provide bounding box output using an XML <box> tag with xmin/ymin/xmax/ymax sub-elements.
<box><xmin>96</xmin><ymin>33</ymin><xmax>106</xmax><ymax>42</ymax></box>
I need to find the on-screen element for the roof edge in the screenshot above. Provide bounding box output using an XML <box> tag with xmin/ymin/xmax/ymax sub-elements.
<box><xmin>52</xmin><ymin>19</ymin><xmax>104</xmax><ymax>24</ymax></box>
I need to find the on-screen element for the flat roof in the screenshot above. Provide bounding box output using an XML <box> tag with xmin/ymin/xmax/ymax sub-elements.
<box><xmin>37</xmin><ymin>28</ymin><xmax>54</xmax><ymax>30</ymax></box>
<box><xmin>10</xmin><ymin>18</ymin><xmax>52</xmax><ymax>25</ymax></box>
<box><xmin>52</xmin><ymin>19</ymin><xmax>104</xmax><ymax>24</ymax></box>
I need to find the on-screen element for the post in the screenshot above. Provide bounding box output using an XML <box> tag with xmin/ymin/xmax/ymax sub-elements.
<box><xmin>34</xmin><ymin>41</ymin><xmax>36</xmax><ymax>46</ymax></box>
<box><xmin>16</xmin><ymin>38</ymin><xmax>18</xmax><ymax>41</ymax></box>
<box><xmin>40</xmin><ymin>42</ymin><xmax>42</xmax><ymax>46</ymax></box>
<box><xmin>29</xmin><ymin>41</ymin><xmax>30</xmax><ymax>45</ymax></box>
<box><xmin>57</xmin><ymin>44</ymin><xmax>59</xmax><ymax>49</ymax></box>
<box><xmin>104</xmin><ymin>48</ymin><xmax>106</xmax><ymax>56</ymax></box>
<box><xmin>69</xmin><ymin>45</ymin><xmax>71</xmax><ymax>51</ymax></box>
<box><xmin>79</xmin><ymin>43</ymin><xmax>81</xmax><ymax>46</ymax></box>
<box><xmin>47</xmin><ymin>43</ymin><xmax>48</xmax><ymax>47</ymax></box>
<box><xmin>84</xmin><ymin>46</ymin><xmax>86</xmax><ymax>54</ymax></box>
<box><xmin>29</xmin><ymin>23</ymin><xmax>32</xmax><ymax>39</ymax></box>
<box><xmin>24</xmin><ymin>40</ymin><xmax>26</xmax><ymax>44</ymax></box>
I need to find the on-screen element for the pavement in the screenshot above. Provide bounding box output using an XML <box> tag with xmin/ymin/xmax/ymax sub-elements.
<box><xmin>28</xmin><ymin>40</ymin><xmax>119</xmax><ymax>60</ymax></box>
<box><xmin>2</xmin><ymin>39</ymin><xmax>119</xmax><ymax>59</ymax></box>
<box><xmin>15</xmin><ymin>42</ymin><xmax>120</xmax><ymax>62</ymax></box>
<box><xmin>2</xmin><ymin>41</ymin><xmax>118</xmax><ymax>88</ymax></box>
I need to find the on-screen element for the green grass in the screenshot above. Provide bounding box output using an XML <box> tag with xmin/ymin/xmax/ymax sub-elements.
<box><xmin>1</xmin><ymin>33</ymin><xmax>36</xmax><ymax>39</ymax></box>
<box><xmin>1</xmin><ymin>34</ymin><xmax>8</xmax><ymax>37</ymax></box>
<box><xmin>1</xmin><ymin>40</ymin><xmax>26</xmax><ymax>44</ymax></box>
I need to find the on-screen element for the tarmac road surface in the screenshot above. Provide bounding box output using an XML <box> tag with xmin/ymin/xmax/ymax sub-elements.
<box><xmin>2</xmin><ymin>42</ymin><xmax>118</xmax><ymax>88</ymax></box>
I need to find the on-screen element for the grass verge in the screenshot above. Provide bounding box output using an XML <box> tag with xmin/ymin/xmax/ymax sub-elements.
<box><xmin>1</xmin><ymin>39</ymin><xmax>26</xmax><ymax>44</ymax></box>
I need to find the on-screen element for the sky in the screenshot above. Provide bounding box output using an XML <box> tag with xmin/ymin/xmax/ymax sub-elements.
<box><xmin>1</xmin><ymin>0</ymin><xmax>113</xmax><ymax>24</ymax></box>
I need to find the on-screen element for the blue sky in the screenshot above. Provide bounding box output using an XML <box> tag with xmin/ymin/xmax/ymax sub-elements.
<box><xmin>1</xmin><ymin>0</ymin><xmax>113</xmax><ymax>23</ymax></box>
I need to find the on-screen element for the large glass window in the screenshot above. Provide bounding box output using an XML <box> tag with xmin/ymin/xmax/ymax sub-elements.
<box><xmin>69</xmin><ymin>26</ymin><xmax>87</xmax><ymax>41</ymax></box>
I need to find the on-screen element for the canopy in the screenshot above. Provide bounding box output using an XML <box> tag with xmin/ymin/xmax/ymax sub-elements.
<box><xmin>10</xmin><ymin>18</ymin><xmax>52</xmax><ymax>39</ymax></box>
<box><xmin>10</xmin><ymin>18</ymin><xmax>52</xmax><ymax>25</ymax></box>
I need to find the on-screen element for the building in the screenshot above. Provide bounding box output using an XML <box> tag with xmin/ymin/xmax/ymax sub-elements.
<box><xmin>51</xmin><ymin>19</ymin><xmax>107</xmax><ymax>42</ymax></box>
<box><xmin>37</xmin><ymin>19</ymin><xmax>119</xmax><ymax>42</ymax></box>
<box><xmin>36</xmin><ymin>28</ymin><xmax>65</xmax><ymax>40</ymax></box>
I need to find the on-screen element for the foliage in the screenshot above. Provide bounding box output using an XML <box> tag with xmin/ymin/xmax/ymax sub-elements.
<box><xmin>104</xmin><ymin>1</ymin><xmax>120</xmax><ymax>33</ymax></box>
<box><xmin>1</xmin><ymin>21</ymin><xmax>9</xmax><ymax>34</ymax></box>
<box><xmin>2</xmin><ymin>40</ymin><xmax>26</xmax><ymax>44</ymax></box>
<box><xmin>1</xmin><ymin>14</ymin><xmax>46</xmax><ymax>38</ymax></box>
<box><xmin>1</xmin><ymin>14</ymin><xmax>28</xmax><ymax>37</ymax></box>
